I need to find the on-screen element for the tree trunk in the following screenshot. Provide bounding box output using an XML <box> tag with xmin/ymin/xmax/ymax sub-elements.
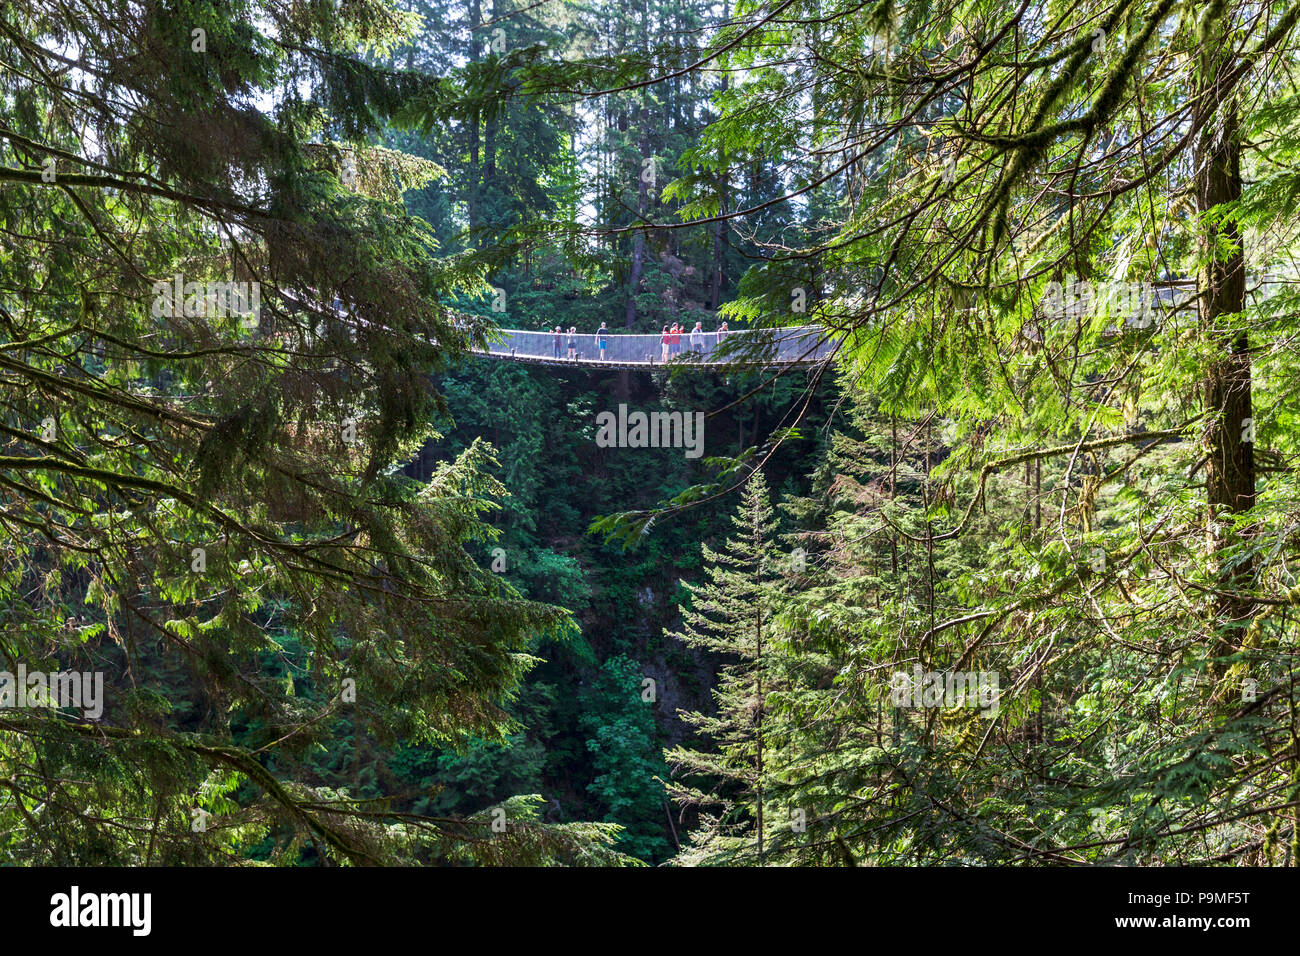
<box><xmin>709</xmin><ymin>189</ymin><xmax>727</xmax><ymax>312</ymax></box>
<box><xmin>625</xmin><ymin>134</ymin><xmax>647</xmax><ymax>328</ymax></box>
<box><xmin>467</xmin><ymin>0</ymin><xmax>482</xmax><ymax>238</ymax></box>
<box><xmin>708</xmin><ymin>0</ymin><xmax>730</xmax><ymax>312</ymax></box>
<box><xmin>626</xmin><ymin>224</ymin><xmax>644</xmax><ymax>327</ymax></box>
<box><xmin>1196</xmin><ymin>39</ymin><xmax>1253</xmax><ymax>633</ymax></box>
<box><xmin>484</xmin><ymin>0</ymin><xmax>499</xmax><ymax>183</ymax></box>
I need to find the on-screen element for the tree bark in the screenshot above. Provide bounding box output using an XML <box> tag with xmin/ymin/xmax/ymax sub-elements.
<box><xmin>467</xmin><ymin>0</ymin><xmax>482</xmax><ymax>238</ymax></box>
<box><xmin>708</xmin><ymin>0</ymin><xmax>730</xmax><ymax>312</ymax></box>
<box><xmin>1196</xmin><ymin>35</ymin><xmax>1253</xmax><ymax>633</ymax></box>
<box><xmin>484</xmin><ymin>0</ymin><xmax>500</xmax><ymax>183</ymax></box>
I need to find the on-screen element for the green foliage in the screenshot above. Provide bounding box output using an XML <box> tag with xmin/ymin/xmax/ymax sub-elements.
<box><xmin>580</xmin><ymin>656</ymin><xmax>672</xmax><ymax>862</ymax></box>
<box><xmin>0</xmin><ymin>0</ymin><xmax>630</xmax><ymax>866</ymax></box>
<box><xmin>665</xmin><ymin>474</ymin><xmax>787</xmax><ymax>865</ymax></box>
<box><xmin>11</xmin><ymin>0</ymin><xmax>1300</xmax><ymax>870</ymax></box>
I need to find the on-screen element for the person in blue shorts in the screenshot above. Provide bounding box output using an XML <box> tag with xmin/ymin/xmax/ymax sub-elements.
<box><xmin>595</xmin><ymin>322</ymin><xmax>609</xmax><ymax>360</ymax></box>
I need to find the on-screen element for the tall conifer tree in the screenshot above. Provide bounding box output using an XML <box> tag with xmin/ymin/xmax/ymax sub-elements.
<box><xmin>665</xmin><ymin>472</ymin><xmax>781</xmax><ymax>865</ymax></box>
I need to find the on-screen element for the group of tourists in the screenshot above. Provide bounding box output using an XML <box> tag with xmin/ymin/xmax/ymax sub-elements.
<box><xmin>659</xmin><ymin>321</ymin><xmax>729</xmax><ymax>362</ymax></box>
<box><xmin>544</xmin><ymin>321</ymin><xmax>731</xmax><ymax>362</ymax></box>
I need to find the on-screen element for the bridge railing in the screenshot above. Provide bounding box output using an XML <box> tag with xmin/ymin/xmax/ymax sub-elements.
<box><xmin>477</xmin><ymin>325</ymin><xmax>836</xmax><ymax>365</ymax></box>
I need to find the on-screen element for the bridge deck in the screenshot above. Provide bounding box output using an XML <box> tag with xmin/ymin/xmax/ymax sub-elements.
<box><xmin>466</xmin><ymin>325</ymin><xmax>836</xmax><ymax>369</ymax></box>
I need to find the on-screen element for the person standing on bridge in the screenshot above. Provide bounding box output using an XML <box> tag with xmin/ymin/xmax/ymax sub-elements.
<box><xmin>670</xmin><ymin>323</ymin><xmax>681</xmax><ymax>358</ymax></box>
<box><xmin>660</xmin><ymin>326</ymin><xmax>670</xmax><ymax>363</ymax></box>
<box><xmin>553</xmin><ymin>326</ymin><xmax>563</xmax><ymax>359</ymax></box>
<box><xmin>595</xmin><ymin>322</ymin><xmax>609</xmax><ymax>360</ymax></box>
<box><xmin>716</xmin><ymin>321</ymin><xmax>729</xmax><ymax>353</ymax></box>
<box><xmin>690</xmin><ymin>321</ymin><xmax>704</xmax><ymax>356</ymax></box>
<box><xmin>566</xmin><ymin>327</ymin><xmax>577</xmax><ymax>360</ymax></box>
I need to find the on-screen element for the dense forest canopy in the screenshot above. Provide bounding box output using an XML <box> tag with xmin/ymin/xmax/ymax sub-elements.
<box><xmin>1</xmin><ymin>0</ymin><xmax>1299</xmax><ymax>867</ymax></box>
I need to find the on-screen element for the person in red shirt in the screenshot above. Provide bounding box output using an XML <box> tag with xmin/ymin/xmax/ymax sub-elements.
<box><xmin>660</xmin><ymin>326</ymin><xmax>670</xmax><ymax>362</ymax></box>
<box><xmin>670</xmin><ymin>323</ymin><xmax>681</xmax><ymax>357</ymax></box>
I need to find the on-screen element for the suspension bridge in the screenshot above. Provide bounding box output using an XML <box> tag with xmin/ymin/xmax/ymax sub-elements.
<box><xmin>470</xmin><ymin>325</ymin><xmax>837</xmax><ymax>369</ymax></box>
